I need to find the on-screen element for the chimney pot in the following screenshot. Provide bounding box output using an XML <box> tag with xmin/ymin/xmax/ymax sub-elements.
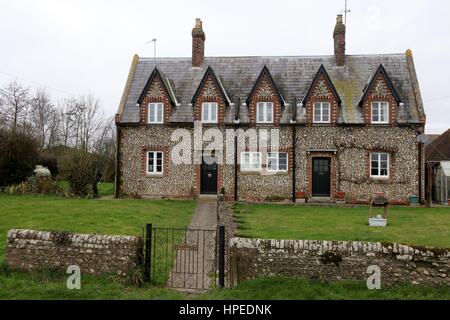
<box><xmin>333</xmin><ymin>14</ymin><xmax>346</xmax><ymax>66</ymax></box>
<box><xmin>192</xmin><ymin>18</ymin><xmax>205</xmax><ymax>67</ymax></box>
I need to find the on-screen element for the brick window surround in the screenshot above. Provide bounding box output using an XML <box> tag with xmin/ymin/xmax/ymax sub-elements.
<box><xmin>365</xmin><ymin>150</ymin><xmax>396</xmax><ymax>182</ymax></box>
<box><xmin>141</xmin><ymin>146</ymin><xmax>169</xmax><ymax>177</ymax></box>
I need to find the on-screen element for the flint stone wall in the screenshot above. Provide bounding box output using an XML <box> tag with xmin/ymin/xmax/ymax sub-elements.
<box><xmin>7</xmin><ymin>229</ymin><xmax>143</xmax><ymax>276</ymax></box>
<box><xmin>229</xmin><ymin>237</ymin><xmax>450</xmax><ymax>287</ymax></box>
<box><xmin>118</xmin><ymin>125</ymin><xmax>421</xmax><ymax>202</ymax></box>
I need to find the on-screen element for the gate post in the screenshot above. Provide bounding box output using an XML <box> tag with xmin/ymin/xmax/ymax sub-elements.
<box><xmin>218</xmin><ymin>224</ymin><xmax>225</xmax><ymax>288</ymax></box>
<box><xmin>144</xmin><ymin>223</ymin><xmax>152</xmax><ymax>282</ymax></box>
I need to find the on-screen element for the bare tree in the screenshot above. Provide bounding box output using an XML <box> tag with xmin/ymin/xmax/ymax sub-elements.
<box><xmin>58</xmin><ymin>98</ymin><xmax>78</xmax><ymax>147</ymax></box>
<box><xmin>30</xmin><ymin>88</ymin><xmax>54</xmax><ymax>149</ymax></box>
<box><xmin>78</xmin><ymin>94</ymin><xmax>102</xmax><ymax>150</ymax></box>
<box><xmin>46</xmin><ymin>108</ymin><xmax>61</xmax><ymax>149</ymax></box>
<box><xmin>92</xmin><ymin>116</ymin><xmax>116</xmax><ymax>181</ymax></box>
<box><xmin>0</xmin><ymin>81</ymin><xmax>30</xmax><ymax>131</ymax></box>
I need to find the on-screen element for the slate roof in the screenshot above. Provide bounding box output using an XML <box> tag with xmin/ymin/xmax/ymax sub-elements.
<box><xmin>425</xmin><ymin>129</ymin><xmax>450</xmax><ymax>162</ymax></box>
<box><xmin>118</xmin><ymin>53</ymin><xmax>425</xmax><ymax>125</ymax></box>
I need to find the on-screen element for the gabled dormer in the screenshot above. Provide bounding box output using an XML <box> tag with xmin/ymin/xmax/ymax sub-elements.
<box><xmin>137</xmin><ymin>67</ymin><xmax>178</xmax><ymax>124</ymax></box>
<box><xmin>359</xmin><ymin>64</ymin><xmax>402</xmax><ymax>125</ymax></box>
<box><xmin>246</xmin><ymin>65</ymin><xmax>285</xmax><ymax>126</ymax></box>
<box><xmin>192</xmin><ymin>66</ymin><xmax>230</xmax><ymax>125</ymax></box>
<box><xmin>302</xmin><ymin>65</ymin><xmax>341</xmax><ymax>125</ymax></box>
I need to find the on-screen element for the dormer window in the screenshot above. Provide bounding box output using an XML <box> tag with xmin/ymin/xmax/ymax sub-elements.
<box><xmin>148</xmin><ymin>103</ymin><xmax>164</xmax><ymax>124</ymax></box>
<box><xmin>257</xmin><ymin>102</ymin><xmax>273</xmax><ymax>123</ymax></box>
<box><xmin>313</xmin><ymin>102</ymin><xmax>330</xmax><ymax>123</ymax></box>
<box><xmin>202</xmin><ymin>102</ymin><xmax>218</xmax><ymax>123</ymax></box>
<box><xmin>371</xmin><ymin>102</ymin><xmax>389</xmax><ymax>124</ymax></box>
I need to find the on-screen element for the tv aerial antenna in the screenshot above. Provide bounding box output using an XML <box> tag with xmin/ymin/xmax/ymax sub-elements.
<box><xmin>342</xmin><ymin>0</ymin><xmax>351</xmax><ymax>25</ymax></box>
<box><xmin>145</xmin><ymin>38</ymin><xmax>157</xmax><ymax>60</ymax></box>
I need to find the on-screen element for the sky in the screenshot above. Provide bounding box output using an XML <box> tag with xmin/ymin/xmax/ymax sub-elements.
<box><xmin>0</xmin><ymin>0</ymin><xmax>449</xmax><ymax>133</ymax></box>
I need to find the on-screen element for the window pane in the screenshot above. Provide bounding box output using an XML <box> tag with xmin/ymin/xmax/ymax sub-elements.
<box><xmin>371</xmin><ymin>161</ymin><xmax>379</xmax><ymax>170</ymax></box>
<box><xmin>203</xmin><ymin>103</ymin><xmax>209</xmax><ymax>121</ymax></box>
<box><xmin>149</xmin><ymin>104</ymin><xmax>155</xmax><ymax>122</ymax></box>
<box><xmin>268</xmin><ymin>158</ymin><xmax>276</xmax><ymax>170</ymax></box>
<box><xmin>380</xmin><ymin>153</ymin><xmax>388</xmax><ymax>161</ymax></box>
<box><xmin>157</xmin><ymin>104</ymin><xmax>163</xmax><ymax>122</ymax></box>
<box><xmin>371</xmin><ymin>168</ymin><xmax>378</xmax><ymax>176</ymax></box>
<box><xmin>279</xmin><ymin>153</ymin><xmax>287</xmax><ymax>171</ymax></box>
<box><xmin>211</xmin><ymin>103</ymin><xmax>217</xmax><ymax>121</ymax></box>
<box><xmin>266</xmin><ymin>103</ymin><xmax>273</xmax><ymax>122</ymax></box>
<box><xmin>372</xmin><ymin>103</ymin><xmax>379</xmax><ymax>122</ymax></box>
<box><xmin>380</xmin><ymin>104</ymin><xmax>386</xmax><ymax>121</ymax></box>
<box><xmin>257</xmin><ymin>104</ymin><xmax>263</xmax><ymax>122</ymax></box>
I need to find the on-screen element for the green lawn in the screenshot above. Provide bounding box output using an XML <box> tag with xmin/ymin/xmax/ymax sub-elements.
<box><xmin>1</xmin><ymin>271</ymin><xmax>449</xmax><ymax>300</ymax></box>
<box><xmin>206</xmin><ymin>277</ymin><xmax>450</xmax><ymax>300</ymax></box>
<box><xmin>0</xmin><ymin>194</ymin><xmax>449</xmax><ymax>300</ymax></box>
<box><xmin>234</xmin><ymin>204</ymin><xmax>450</xmax><ymax>248</ymax></box>
<box><xmin>0</xmin><ymin>194</ymin><xmax>196</xmax><ymax>265</ymax></box>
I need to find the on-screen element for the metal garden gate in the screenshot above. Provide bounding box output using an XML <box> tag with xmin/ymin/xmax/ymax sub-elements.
<box><xmin>144</xmin><ymin>224</ymin><xmax>225</xmax><ymax>290</ymax></box>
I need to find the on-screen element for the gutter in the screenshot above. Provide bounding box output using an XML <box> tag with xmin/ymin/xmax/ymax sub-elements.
<box><xmin>114</xmin><ymin>125</ymin><xmax>121</xmax><ymax>198</ymax></box>
<box><xmin>292</xmin><ymin>125</ymin><xmax>297</xmax><ymax>203</ymax></box>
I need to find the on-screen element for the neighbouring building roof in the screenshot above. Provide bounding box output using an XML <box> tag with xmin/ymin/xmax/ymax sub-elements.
<box><xmin>421</xmin><ymin>134</ymin><xmax>440</xmax><ymax>145</ymax></box>
<box><xmin>117</xmin><ymin>53</ymin><xmax>425</xmax><ymax>125</ymax></box>
<box><xmin>425</xmin><ymin>128</ymin><xmax>450</xmax><ymax>162</ymax></box>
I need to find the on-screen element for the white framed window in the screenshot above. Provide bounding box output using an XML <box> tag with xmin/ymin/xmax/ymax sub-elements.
<box><xmin>267</xmin><ymin>152</ymin><xmax>288</xmax><ymax>172</ymax></box>
<box><xmin>202</xmin><ymin>102</ymin><xmax>218</xmax><ymax>123</ymax></box>
<box><xmin>313</xmin><ymin>102</ymin><xmax>330</xmax><ymax>123</ymax></box>
<box><xmin>148</xmin><ymin>103</ymin><xmax>164</xmax><ymax>124</ymax></box>
<box><xmin>256</xmin><ymin>102</ymin><xmax>273</xmax><ymax>123</ymax></box>
<box><xmin>370</xmin><ymin>152</ymin><xmax>389</xmax><ymax>178</ymax></box>
<box><xmin>147</xmin><ymin>151</ymin><xmax>163</xmax><ymax>175</ymax></box>
<box><xmin>371</xmin><ymin>102</ymin><xmax>389</xmax><ymax>124</ymax></box>
<box><xmin>240</xmin><ymin>152</ymin><xmax>262</xmax><ymax>172</ymax></box>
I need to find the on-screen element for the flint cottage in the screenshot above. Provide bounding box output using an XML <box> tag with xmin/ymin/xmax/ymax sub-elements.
<box><xmin>114</xmin><ymin>15</ymin><xmax>426</xmax><ymax>204</ymax></box>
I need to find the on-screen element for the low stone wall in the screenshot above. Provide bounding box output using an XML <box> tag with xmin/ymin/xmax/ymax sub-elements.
<box><xmin>7</xmin><ymin>229</ymin><xmax>143</xmax><ymax>276</ymax></box>
<box><xmin>229</xmin><ymin>238</ymin><xmax>450</xmax><ymax>287</ymax></box>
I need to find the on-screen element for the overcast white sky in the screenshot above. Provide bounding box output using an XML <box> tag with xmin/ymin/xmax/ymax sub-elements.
<box><xmin>1</xmin><ymin>0</ymin><xmax>449</xmax><ymax>133</ymax></box>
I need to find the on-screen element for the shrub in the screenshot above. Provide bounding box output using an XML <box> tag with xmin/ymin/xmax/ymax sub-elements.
<box><xmin>0</xmin><ymin>129</ymin><xmax>39</xmax><ymax>187</ymax></box>
<box><xmin>60</xmin><ymin>149</ymin><xmax>100</xmax><ymax>197</ymax></box>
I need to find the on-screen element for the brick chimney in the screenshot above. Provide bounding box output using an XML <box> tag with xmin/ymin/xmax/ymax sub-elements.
<box><xmin>192</xmin><ymin>18</ymin><xmax>205</xmax><ymax>67</ymax></box>
<box><xmin>333</xmin><ymin>14</ymin><xmax>346</xmax><ymax>66</ymax></box>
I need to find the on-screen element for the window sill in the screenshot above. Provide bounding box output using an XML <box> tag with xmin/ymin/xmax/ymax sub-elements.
<box><xmin>240</xmin><ymin>170</ymin><xmax>262</xmax><ymax>175</ymax></box>
<box><xmin>370</xmin><ymin>176</ymin><xmax>390</xmax><ymax>181</ymax></box>
<box><xmin>146</xmin><ymin>173</ymin><xmax>164</xmax><ymax>178</ymax></box>
<box><xmin>266</xmin><ymin>170</ymin><xmax>289</xmax><ymax>175</ymax></box>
